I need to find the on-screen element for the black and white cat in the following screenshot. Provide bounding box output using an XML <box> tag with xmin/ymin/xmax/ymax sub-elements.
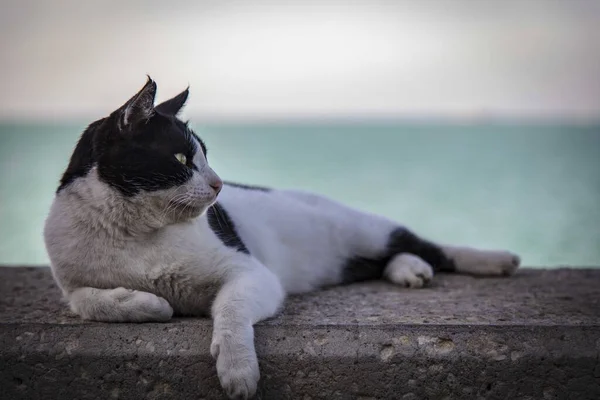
<box><xmin>44</xmin><ymin>78</ymin><xmax>520</xmax><ymax>399</ymax></box>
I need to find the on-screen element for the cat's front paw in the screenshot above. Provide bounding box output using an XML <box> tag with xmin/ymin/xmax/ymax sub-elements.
<box><xmin>211</xmin><ymin>329</ymin><xmax>260</xmax><ymax>399</ymax></box>
<box><xmin>112</xmin><ymin>288</ymin><xmax>173</xmax><ymax>322</ymax></box>
<box><xmin>384</xmin><ymin>253</ymin><xmax>434</xmax><ymax>288</ymax></box>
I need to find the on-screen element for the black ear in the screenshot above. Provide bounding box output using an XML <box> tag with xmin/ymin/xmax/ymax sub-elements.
<box><xmin>155</xmin><ymin>87</ymin><xmax>189</xmax><ymax>116</ymax></box>
<box><xmin>115</xmin><ymin>76</ymin><xmax>157</xmax><ymax>131</ymax></box>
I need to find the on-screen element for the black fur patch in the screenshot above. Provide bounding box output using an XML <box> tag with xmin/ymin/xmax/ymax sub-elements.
<box><xmin>224</xmin><ymin>181</ymin><xmax>271</xmax><ymax>192</ymax></box>
<box><xmin>58</xmin><ymin>113</ymin><xmax>205</xmax><ymax>196</ymax></box>
<box><xmin>57</xmin><ymin>119</ymin><xmax>103</xmax><ymax>193</ymax></box>
<box><xmin>341</xmin><ymin>227</ymin><xmax>455</xmax><ymax>283</ymax></box>
<box><xmin>207</xmin><ymin>202</ymin><xmax>250</xmax><ymax>254</ymax></box>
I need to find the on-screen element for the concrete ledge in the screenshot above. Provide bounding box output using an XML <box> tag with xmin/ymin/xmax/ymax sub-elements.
<box><xmin>1</xmin><ymin>267</ymin><xmax>599</xmax><ymax>399</ymax></box>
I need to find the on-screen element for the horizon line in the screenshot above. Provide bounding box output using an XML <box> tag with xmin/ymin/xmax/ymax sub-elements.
<box><xmin>2</xmin><ymin>113</ymin><xmax>600</xmax><ymax>126</ymax></box>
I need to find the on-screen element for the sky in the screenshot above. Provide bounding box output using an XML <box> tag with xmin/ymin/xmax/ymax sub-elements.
<box><xmin>1</xmin><ymin>0</ymin><xmax>599</xmax><ymax>121</ymax></box>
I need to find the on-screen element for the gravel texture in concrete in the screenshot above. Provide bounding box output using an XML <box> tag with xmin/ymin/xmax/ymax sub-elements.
<box><xmin>1</xmin><ymin>266</ymin><xmax>599</xmax><ymax>399</ymax></box>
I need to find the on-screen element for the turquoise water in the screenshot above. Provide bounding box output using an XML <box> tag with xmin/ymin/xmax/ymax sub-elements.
<box><xmin>0</xmin><ymin>121</ymin><xmax>599</xmax><ymax>266</ymax></box>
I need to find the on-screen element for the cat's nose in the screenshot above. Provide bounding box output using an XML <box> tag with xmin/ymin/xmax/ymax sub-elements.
<box><xmin>210</xmin><ymin>179</ymin><xmax>223</xmax><ymax>194</ymax></box>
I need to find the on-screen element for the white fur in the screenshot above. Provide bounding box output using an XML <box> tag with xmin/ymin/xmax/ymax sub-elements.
<box><xmin>44</xmin><ymin>138</ymin><xmax>520</xmax><ymax>399</ymax></box>
<box><xmin>442</xmin><ymin>246</ymin><xmax>520</xmax><ymax>276</ymax></box>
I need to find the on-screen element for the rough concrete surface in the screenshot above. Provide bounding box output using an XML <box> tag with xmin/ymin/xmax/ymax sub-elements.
<box><xmin>1</xmin><ymin>267</ymin><xmax>599</xmax><ymax>399</ymax></box>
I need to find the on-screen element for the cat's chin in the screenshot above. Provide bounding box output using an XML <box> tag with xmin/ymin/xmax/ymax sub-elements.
<box><xmin>168</xmin><ymin>201</ymin><xmax>210</xmax><ymax>221</ymax></box>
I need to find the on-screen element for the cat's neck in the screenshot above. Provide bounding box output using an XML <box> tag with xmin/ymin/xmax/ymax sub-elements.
<box><xmin>59</xmin><ymin>168</ymin><xmax>175</xmax><ymax>239</ymax></box>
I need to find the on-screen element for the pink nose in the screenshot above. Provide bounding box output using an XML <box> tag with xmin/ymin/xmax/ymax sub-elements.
<box><xmin>210</xmin><ymin>179</ymin><xmax>223</xmax><ymax>193</ymax></box>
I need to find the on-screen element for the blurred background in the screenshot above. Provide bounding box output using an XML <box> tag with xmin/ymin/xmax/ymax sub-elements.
<box><xmin>0</xmin><ymin>0</ymin><xmax>599</xmax><ymax>266</ymax></box>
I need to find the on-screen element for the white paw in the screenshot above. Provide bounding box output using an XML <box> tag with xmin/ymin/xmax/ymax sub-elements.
<box><xmin>115</xmin><ymin>289</ymin><xmax>173</xmax><ymax>322</ymax></box>
<box><xmin>473</xmin><ymin>250</ymin><xmax>521</xmax><ymax>276</ymax></box>
<box><xmin>211</xmin><ymin>329</ymin><xmax>260</xmax><ymax>399</ymax></box>
<box><xmin>444</xmin><ymin>246</ymin><xmax>521</xmax><ymax>276</ymax></box>
<box><xmin>384</xmin><ymin>253</ymin><xmax>434</xmax><ymax>288</ymax></box>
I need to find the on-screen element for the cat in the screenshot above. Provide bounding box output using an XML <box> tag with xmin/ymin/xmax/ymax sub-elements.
<box><xmin>44</xmin><ymin>77</ymin><xmax>520</xmax><ymax>400</ymax></box>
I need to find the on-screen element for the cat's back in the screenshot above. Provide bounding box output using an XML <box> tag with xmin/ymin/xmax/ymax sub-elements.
<box><xmin>216</xmin><ymin>183</ymin><xmax>339</xmax><ymax>238</ymax></box>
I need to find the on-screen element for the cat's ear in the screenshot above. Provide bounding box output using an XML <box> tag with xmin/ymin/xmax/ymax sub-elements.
<box><xmin>115</xmin><ymin>76</ymin><xmax>157</xmax><ymax>131</ymax></box>
<box><xmin>155</xmin><ymin>87</ymin><xmax>189</xmax><ymax>116</ymax></box>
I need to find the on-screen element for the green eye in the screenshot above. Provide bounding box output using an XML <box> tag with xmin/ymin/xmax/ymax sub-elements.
<box><xmin>174</xmin><ymin>153</ymin><xmax>187</xmax><ymax>165</ymax></box>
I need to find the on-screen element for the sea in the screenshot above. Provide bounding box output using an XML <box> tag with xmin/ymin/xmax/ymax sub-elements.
<box><xmin>0</xmin><ymin>121</ymin><xmax>598</xmax><ymax>267</ymax></box>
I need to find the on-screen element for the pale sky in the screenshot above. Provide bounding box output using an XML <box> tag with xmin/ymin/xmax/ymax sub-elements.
<box><xmin>1</xmin><ymin>0</ymin><xmax>599</xmax><ymax>120</ymax></box>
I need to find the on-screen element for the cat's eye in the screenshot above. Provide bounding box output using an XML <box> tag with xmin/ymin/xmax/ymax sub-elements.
<box><xmin>174</xmin><ymin>153</ymin><xmax>187</xmax><ymax>165</ymax></box>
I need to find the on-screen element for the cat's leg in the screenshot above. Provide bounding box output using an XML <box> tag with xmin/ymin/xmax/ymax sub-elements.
<box><xmin>342</xmin><ymin>224</ymin><xmax>453</xmax><ymax>286</ymax></box>
<box><xmin>283</xmin><ymin>190</ymin><xmax>520</xmax><ymax>284</ymax></box>
<box><xmin>383</xmin><ymin>227</ymin><xmax>520</xmax><ymax>275</ymax></box>
<box><xmin>210</xmin><ymin>262</ymin><xmax>285</xmax><ymax>400</ymax></box>
<box><xmin>344</xmin><ymin>223</ymin><xmax>520</xmax><ymax>287</ymax></box>
<box><xmin>381</xmin><ymin>228</ymin><xmax>520</xmax><ymax>282</ymax></box>
<box><xmin>68</xmin><ymin>287</ymin><xmax>173</xmax><ymax>322</ymax></box>
<box><xmin>441</xmin><ymin>245</ymin><xmax>520</xmax><ymax>276</ymax></box>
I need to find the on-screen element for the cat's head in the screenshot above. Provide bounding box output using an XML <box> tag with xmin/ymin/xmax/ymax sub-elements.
<box><xmin>59</xmin><ymin>77</ymin><xmax>222</xmax><ymax>225</ymax></box>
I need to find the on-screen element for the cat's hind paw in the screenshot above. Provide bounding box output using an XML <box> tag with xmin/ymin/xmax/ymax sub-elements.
<box><xmin>446</xmin><ymin>247</ymin><xmax>521</xmax><ymax>276</ymax></box>
<box><xmin>384</xmin><ymin>253</ymin><xmax>434</xmax><ymax>288</ymax></box>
